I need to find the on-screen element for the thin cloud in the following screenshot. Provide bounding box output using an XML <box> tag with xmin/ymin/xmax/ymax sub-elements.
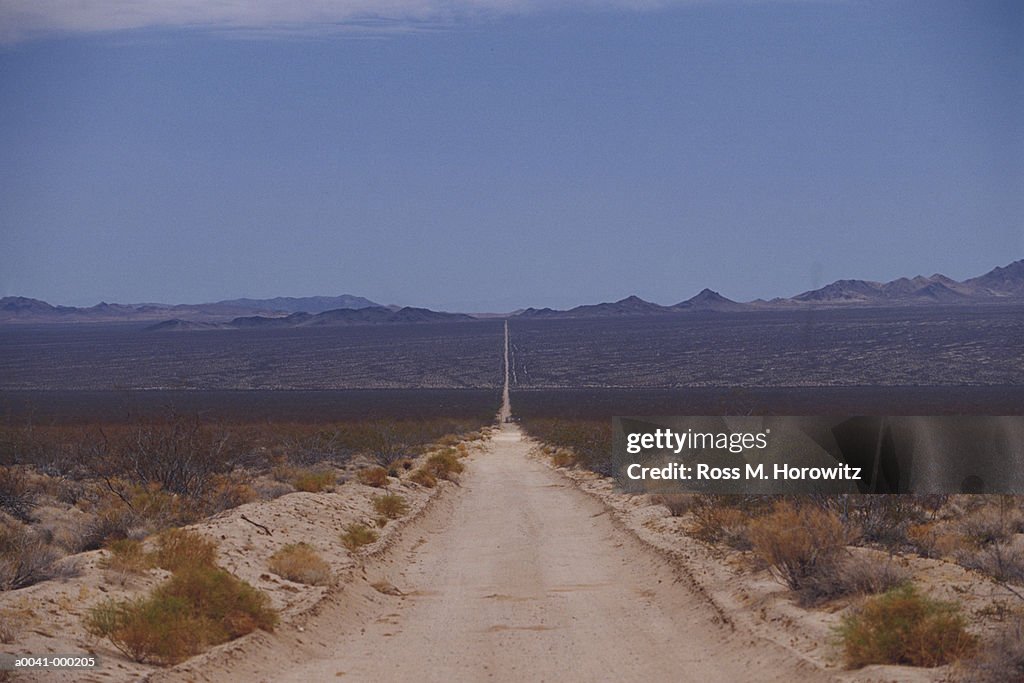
<box><xmin>0</xmin><ymin>1</ymin><xmax>679</xmax><ymax>44</ymax></box>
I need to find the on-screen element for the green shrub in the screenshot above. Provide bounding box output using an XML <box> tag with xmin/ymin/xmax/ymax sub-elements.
<box><xmin>408</xmin><ymin>468</ymin><xmax>437</xmax><ymax>488</ymax></box>
<box><xmin>356</xmin><ymin>467</ymin><xmax>389</xmax><ymax>488</ymax></box>
<box><xmin>372</xmin><ymin>494</ymin><xmax>409</xmax><ymax>520</ymax></box>
<box><xmin>204</xmin><ymin>474</ymin><xmax>257</xmax><ymax>513</ymax></box>
<box><xmin>100</xmin><ymin>538</ymin><xmax>153</xmax><ymax>575</ymax></box>
<box><xmin>747</xmin><ymin>501</ymin><xmax>852</xmax><ymax>603</ymax></box>
<box><xmin>340</xmin><ymin>523</ymin><xmax>378</xmax><ymax>551</ymax></box>
<box><xmin>291</xmin><ymin>469</ymin><xmax>335</xmax><ymax>493</ymax></box>
<box><xmin>424</xmin><ymin>451</ymin><xmax>463</xmax><ymax>481</ymax></box>
<box><xmin>838</xmin><ymin>584</ymin><xmax>975</xmax><ymax>668</ymax></box>
<box><xmin>152</xmin><ymin>528</ymin><xmax>217</xmax><ymax>573</ymax></box>
<box><xmin>159</xmin><ymin>564</ymin><xmax>277</xmax><ymax>639</ymax></box>
<box><xmin>86</xmin><ymin>565</ymin><xmax>277</xmax><ymax>665</ymax></box>
<box><xmin>690</xmin><ymin>502</ymin><xmax>752</xmax><ymax>549</ymax></box>
<box><xmin>85</xmin><ymin>595</ymin><xmax>200</xmax><ymax>664</ymax></box>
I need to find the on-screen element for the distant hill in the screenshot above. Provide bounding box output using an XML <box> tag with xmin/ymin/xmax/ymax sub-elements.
<box><xmin>515</xmin><ymin>291</ymin><xmax>749</xmax><ymax>320</ymax></box>
<box><xmin>962</xmin><ymin>259</ymin><xmax>1024</xmax><ymax>297</ymax></box>
<box><xmin>0</xmin><ymin>296</ymin><xmax>74</xmax><ymax>316</ymax></box>
<box><xmin>222</xmin><ymin>306</ymin><xmax>474</xmax><ymax>330</ymax></box>
<box><xmin>0</xmin><ymin>293</ymin><xmax>382</xmax><ymax>324</ymax></box>
<box><xmin>214</xmin><ymin>294</ymin><xmax>381</xmax><ymax>314</ymax></box>
<box><xmin>789</xmin><ymin>260</ymin><xmax>1024</xmax><ymax>305</ymax></box>
<box><xmin>673</xmin><ymin>289</ymin><xmax>748</xmax><ymax>312</ymax></box>
<box><xmin>517</xmin><ymin>295</ymin><xmax>674</xmax><ymax>320</ymax></box>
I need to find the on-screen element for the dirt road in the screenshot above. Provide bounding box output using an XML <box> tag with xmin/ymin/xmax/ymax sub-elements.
<box><xmin>213</xmin><ymin>422</ymin><xmax>822</xmax><ymax>682</ymax></box>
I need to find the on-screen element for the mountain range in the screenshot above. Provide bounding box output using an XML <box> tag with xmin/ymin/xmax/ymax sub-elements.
<box><xmin>0</xmin><ymin>294</ymin><xmax>383</xmax><ymax>324</ymax></box>
<box><xmin>515</xmin><ymin>289</ymin><xmax>746</xmax><ymax>319</ymax></box>
<box><xmin>1</xmin><ymin>259</ymin><xmax>1021</xmax><ymax>326</ymax></box>
<box><xmin>781</xmin><ymin>260</ymin><xmax>1024</xmax><ymax>305</ymax></box>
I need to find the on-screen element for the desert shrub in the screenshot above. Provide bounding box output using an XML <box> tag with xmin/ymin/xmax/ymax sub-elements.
<box><xmin>340</xmin><ymin>523</ymin><xmax>378</xmax><ymax>551</ymax></box>
<box><xmin>82</xmin><ymin>479</ymin><xmax>200</xmax><ymax>538</ymax></box>
<box><xmin>77</xmin><ymin>516</ymin><xmax>129</xmax><ymax>554</ymax></box>
<box><xmin>844</xmin><ymin>495</ymin><xmax>924</xmax><ymax>548</ymax></box>
<box><xmin>86</xmin><ymin>595</ymin><xmax>200</xmax><ymax>664</ymax></box>
<box><xmin>838</xmin><ymin>555</ymin><xmax>911</xmax><ymax>596</ymax></box>
<box><xmin>958</xmin><ymin>505</ymin><xmax>1021</xmax><ymax>547</ymax></box>
<box><xmin>690</xmin><ymin>505</ymin><xmax>751</xmax><ymax>549</ymax></box>
<box><xmin>957</xmin><ymin>542</ymin><xmax>1024</xmax><ymax>585</ymax></box>
<box><xmin>156</xmin><ymin>563</ymin><xmax>276</xmax><ymax>639</ymax></box>
<box><xmin>203</xmin><ymin>474</ymin><xmax>256</xmax><ymax>513</ymax></box>
<box><xmin>291</xmin><ymin>469</ymin><xmax>335</xmax><ymax>493</ymax></box>
<box><xmin>152</xmin><ymin>529</ymin><xmax>217</xmax><ymax>573</ymax></box>
<box><xmin>748</xmin><ymin>501</ymin><xmax>851</xmax><ymax>603</ymax></box>
<box><xmin>954</xmin><ymin>616</ymin><xmax>1024</xmax><ymax>683</ymax></box>
<box><xmin>356</xmin><ymin>467</ymin><xmax>389</xmax><ymax>488</ymax></box>
<box><xmin>86</xmin><ymin>416</ymin><xmax>244</xmax><ymax>501</ymax></box>
<box><xmin>253</xmin><ymin>479</ymin><xmax>294</xmax><ymax>501</ymax></box>
<box><xmin>86</xmin><ymin>564</ymin><xmax>276</xmax><ymax>665</ymax></box>
<box><xmin>270</xmin><ymin>464</ymin><xmax>295</xmax><ymax>483</ymax></box>
<box><xmin>129</xmin><ymin>483</ymin><xmax>199</xmax><ymax>528</ymax></box>
<box><xmin>550</xmin><ymin>449</ymin><xmax>575</xmax><ymax>468</ymax></box>
<box><xmin>0</xmin><ymin>425</ymin><xmax>87</xmax><ymax>476</ymax></box>
<box><xmin>372</xmin><ymin>494</ymin><xmax>409</xmax><ymax>520</ymax></box>
<box><xmin>520</xmin><ymin>419</ymin><xmax>614</xmax><ymax>476</ymax></box>
<box><xmin>369</xmin><ymin>424</ymin><xmax>411</xmax><ymax>467</ymax></box>
<box><xmin>75</xmin><ymin>490</ymin><xmax>146</xmax><ymax>550</ymax></box>
<box><xmin>280</xmin><ymin>428</ymin><xmax>351</xmax><ymax>467</ymax></box>
<box><xmin>907</xmin><ymin>522</ymin><xmax>962</xmax><ymax>559</ymax></box>
<box><xmin>915</xmin><ymin>494</ymin><xmax>951</xmax><ymax>518</ymax></box>
<box><xmin>409</xmin><ymin>468</ymin><xmax>437</xmax><ymax>488</ymax></box>
<box><xmin>275</xmin><ymin>419</ymin><xmax>485</xmax><ymax>469</ymax></box>
<box><xmin>424</xmin><ymin>451</ymin><xmax>463</xmax><ymax>481</ymax></box>
<box><xmin>0</xmin><ymin>466</ymin><xmax>35</xmax><ymax>522</ymax></box>
<box><xmin>689</xmin><ymin>495</ymin><xmax>772</xmax><ymax>549</ymax></box>
<box><xmin>838</xmin><ymin>584</ymin><xmax>976</xmax><ymax>668</ymax></box>
<box><xmin>100</xmin><ymin>538</ymin><xmax>152</xmax><ymax>575</ymax></box>
<box><xmin>651</xmin><ymin>493</ymin><xmax>694</xmax><ymax>517</ymax></box>
<box><xmin>53</xmin><ymin>476</ymin><xmax>88</xmax><ymax>506</ymax></box>
<box><xmin>0</xmin><ymin>521</ymin><xmax>58</xmax><ymax>590</ymax></box>
<box><xmin>268</xmin><ymin>543</ymin><xmax>331</xmax><ymax>585</ymax></box>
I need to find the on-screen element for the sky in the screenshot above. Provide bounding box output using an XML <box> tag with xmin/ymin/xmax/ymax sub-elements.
<box><xmin>0</xmin><ymin>1</ymin><xmax>1021</xmax><ymax>312</ymax></box>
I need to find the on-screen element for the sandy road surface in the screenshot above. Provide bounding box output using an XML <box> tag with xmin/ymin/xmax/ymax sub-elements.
<box><xmin>240</xmin><ymin>423</ymin><xmax>828</xmax><ymax>683</ymax></box>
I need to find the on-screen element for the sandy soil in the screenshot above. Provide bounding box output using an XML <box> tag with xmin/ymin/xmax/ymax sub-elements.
<box><xmin>0</xmin><ymin>447</ymin><xmax>461</xmax><ymax>682</ymax></box>
<box><xmin>174</xmin><ymin>423</ymin><xmax>834</xmax><ymax>682</ymax></box>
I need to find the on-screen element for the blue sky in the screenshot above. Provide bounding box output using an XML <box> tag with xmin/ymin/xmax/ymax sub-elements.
<box><xmin>1</xmin><ymin>1</ymin><xmax>1020</xmax><ymax>311</ymax></box>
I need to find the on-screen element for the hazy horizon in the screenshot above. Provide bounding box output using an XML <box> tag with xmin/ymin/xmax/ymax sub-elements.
<box><xmin>1</xmin><ymin>1</ymin><xmax>1021</xmax><ymax>311</ymax></box>
<box><xmin>3</xmin><ymin>255</ymin><xmax>1023</xmax><ymax>314</ymax></box>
